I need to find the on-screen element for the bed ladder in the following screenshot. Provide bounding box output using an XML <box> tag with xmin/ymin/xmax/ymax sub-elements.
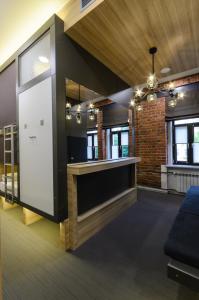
<box><xmin>3</xmin><ymin>124</ymin><xmax>17</xmax><ymax>203</ymax></box>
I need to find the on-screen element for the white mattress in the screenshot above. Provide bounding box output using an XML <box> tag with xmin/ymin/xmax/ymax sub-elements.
<box><xmin>0</xmin><ymin>181</ymin><xmax>18</xmax><ymax>197</ymax></box>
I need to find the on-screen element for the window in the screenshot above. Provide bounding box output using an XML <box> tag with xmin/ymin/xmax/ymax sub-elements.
<box><xmin>19</xmin><ymin>32</ymin><xmax>51</xmax><ymax>86</ymax></box>
<box><xmin>87</xmin><ymin>131</ymin><xmax>98</xmax><ymax>160</ymax></box>
<box><xmin>173</xmin><ymin>118</ymin><xmax>199</xmax><ymax>165</ymax></box>
<box><xmin>111</xmin><ymin>126</ymin><xmax>129</xmax><ymax>159</ymax></box>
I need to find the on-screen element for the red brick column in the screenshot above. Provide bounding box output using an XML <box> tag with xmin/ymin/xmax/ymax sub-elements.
<box><xmin>128</xmin><ymin>109</ymin><xmax>134</xmax><ymax>157</ymax></box>
<box><xmin>135</xmin><ymin>98</ymin><xmax>167</xmax><ymax>188</ymax></box>
<box><xmin>97</xmin><ymin>108</ymin><xmax>106</xmax><ymax>160</ymax></box>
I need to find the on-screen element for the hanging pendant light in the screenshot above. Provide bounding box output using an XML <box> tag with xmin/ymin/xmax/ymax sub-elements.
<box><xmin>177</xmin><ymin>92</ymin><xmax>184</xmax><ymax>100</ymax></box>
<box><xmin>66</xmin><ymin>102</ymin><xmax>72</xmax><ymax>120</ymax></box>
<box><xmin>130</xmin><ymin>98</ymin><xmax>136</xmax><ymax>107</ymax></box>
<box><xmin>129</xmin><ymin>47</ymin><xmax>185</xmax><ymax>111</ymax></box>
<box><xmin>136</xmin><ymin>104</ymin><xmax>143</xmax><ymax>112</ymax></box>
<box><xmin>88</xmin><ymin>103</ymin><xmax>95</xmax><ymax>121</ymax></box>
<box><xmin>147</xmin><ymin>93</ymin><xmax>157</xmax><ymax>102</ymax></box>
<box><xmin>76</xmin><ymin>104</ymin><xmax>82</xmax><ymax>124</ymax></box>
<box><xmin>168</xmin><ymin>98</ymin><xmax>177</xmax><ymax>108</ymax></box>
<box><xmin>146</xmin><ymin>47</ymin><xmax>159</xmax><ymax>91</ymax></box>
<box><xmin>75</xmin><ymin>85</ymin><xmax>82</xmax><ymax>124</ymax></box>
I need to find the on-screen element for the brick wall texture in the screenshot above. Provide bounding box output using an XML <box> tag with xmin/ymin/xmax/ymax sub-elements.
<box><xmin>135</xmin><ymin>98</ymin><xmax>167</xmax><ymax>188</ymax></box>
<box><xmin>97</xmin><ymin>109</ymin><xmax>106</xmax><ymax>160</ymax></box>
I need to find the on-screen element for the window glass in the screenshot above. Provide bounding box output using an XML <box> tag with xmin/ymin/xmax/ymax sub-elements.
<box><xmin>112</xmin><ymin>146</ymin><xmax>119</xmax><ymax>159</ymax></box>
<box><xmin>112</xmin><ymin>133</ymin><xmax>118</xmax><ymax>146</ymax></box>
<box><xmin>87</xmin><ymin>136</ymin><xmax>92</xmax><ymax>147</ymax></box>
<box><xmin>121</xmin><ymin>132</ymin><xmax>128</xmax><ymax>145</ymax></box>
<box><xmin>19</xmin><ymin>32</ymin><xmax>51</xmax><ymax>86</ymax></box>
<box><xmin>95</xmin><ymin>147</ymin><xmax>98</xmax><ymax>159</ymax></box>
<box><xmin>193</xmin><ymin>144</ymin><xmax>199</xmax><ymax>163</ymax></box>
<box><xmin>194</xmin><ymin>127</ymin><xmax>199</xmax><ymax>142</ymax></box>
<box><xmin>94</xmin><ymin>134</ymin><xmax>98</xmax><ymax>147</ymax></box>
<box><xmin>193</xmin><ymin>127</ymin><xmax>199</xmax><ymax>163</ymax></box>
<box><xmin>122</xmin><ymin>146</ymin><xmax>129</xmax><ymax>157</ymax></box>
<box><xmin>176</xmin><ymin>144</ymin><xmax>187</xmax><ymax>162</ymax></box>
<box><xmin>87</xmin><ymin>147</ymin><xmax>92</xmax><ymax>160</ymax></box>
<box><xmin>174</xmin><ymin>118</ymin><xmax>199</xmax><ymax>125</ymax></box>
<box><xmin>175</xmin><ymin>126</ymin><xmax>187</xmax><ymax>143</ymax></box>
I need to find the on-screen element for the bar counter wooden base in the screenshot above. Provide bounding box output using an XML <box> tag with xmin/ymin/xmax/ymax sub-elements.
<box><xmin>63</xmin><ymin>157</ymin><xmax>140</xmax><ymax>251</ymax></box>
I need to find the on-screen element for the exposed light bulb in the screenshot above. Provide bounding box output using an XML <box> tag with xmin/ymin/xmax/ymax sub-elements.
<box><xmin>66</xmin><ymin>113</ymin><xmax>72</xmax><ymax>120</ymax></box>
<box><xmin>147</xmin><ymin>73</ymin><xmax>158</xmax><ymax>89</ymax></box>
<box><xmin>89</xmin><ymin>112</ymin><xmax>95</xmax><ymax>121</ymax></box>
<box><xmin>76</xmin><ymin>112</ymin><xmax>82</xmax><ymax>124</ymax></box>
<box><xmin>66</xmin><ymin>102</ymin><xmax>71</xmax><ymax>108</ymax></box>
<box><xmin>89</xmin><ymin>103</ymin><xmax>94</xmax><ymax>109</ymax></box>
<box><xmin>130</xmin><ymin>98</ymin><xmax>136</xmax><ymax>107</ymax></box>
<box><xmin>38</xmin><ymin>56</ymin><xmax>49</xmax><ymax>64</ymax></box>
<box><xmin>66</xmin><ymin>102</ymin><xmax>72</xmax><ymax>120</ymax></box>
<box><xmin>168</xmin><ymin>99</ymin><xmax>177</xmax><ymax>108</ymax></box>
<box><xmin>135</xmin><ymin>89</ymin><xmax>143</xmax><ymax>98</ymax></box>
<box><xmin>178</xmin><ymin>92</ymin><xmax>184</xmax><ymax>100</ymax></box>
<box><xmin>136</xmin><ymin>104</ymin><xmax>143</xmax><ymax>112</ymax></box>
<box><xmin>168</xmin><ymin>82</ymin><xmax>175</xmax><ymax>90</ymax></box>
<box><xmin>147</xmin><ymin>93</ymin><xmax>157</xmax><ymax>102</ymax></box>
<box><xmin>149</xmin><ymin>74</ymin><xmax>154</xmax><ymax>81</ymax></box>
<box><xmin>77</xmin><ymin>104</ymin><xmax>81</xmax><ymax>112</ymax></box>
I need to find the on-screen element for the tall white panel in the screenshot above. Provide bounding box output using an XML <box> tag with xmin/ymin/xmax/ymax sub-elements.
<box><xmin>19</xmin><ymin>77</ymin><xmax>54</xmax><ymax>215</ymax></box>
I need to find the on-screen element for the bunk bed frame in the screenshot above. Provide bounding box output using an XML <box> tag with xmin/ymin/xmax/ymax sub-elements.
<box><xmin>0</xmin><ymin>124</ymin><xmax>18</xmax><ymax>203</ymax></box>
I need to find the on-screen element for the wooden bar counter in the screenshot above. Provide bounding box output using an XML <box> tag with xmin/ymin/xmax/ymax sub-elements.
<box><xmin>64</xmin><ymin>157</ymin><xmax>140</xmax><ymax>250</ymax></box>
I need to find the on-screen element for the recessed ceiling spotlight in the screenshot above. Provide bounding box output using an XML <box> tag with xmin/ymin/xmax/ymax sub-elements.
<box><xmin>160</xmin><ymin>67</ymin><xmax>171</xmax><ymax>74</ymax></box>
<box><xmin>38</xmin><ymin>56</ymin><xmax>49</xmax><ymax>64</ymax></box>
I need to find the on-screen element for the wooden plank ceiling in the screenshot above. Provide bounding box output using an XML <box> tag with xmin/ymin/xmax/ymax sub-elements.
<box><xmin>65</xmin><ymin>0</ymin><xmax>199</xmax><ymax>86</ymax></box>
<box><xmin>66</xmin><ymin>79</ymin><xmax>103</xmax><ymax>102</ymax></box>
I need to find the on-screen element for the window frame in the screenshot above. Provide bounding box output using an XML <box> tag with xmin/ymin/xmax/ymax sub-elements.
<box><xmin>87</xmin><ymin>132</ymin><xmax>98</xmax><ymax>161</ymax></box>
<box><xmin>110</xmin><ymin>128</ymin><xmax>129</xmax><ymax>159</ymax></box>
<box><xmin>172</xmin><ymin>120</ymin><xmax>199</xmax><ymax>166</ymax></box>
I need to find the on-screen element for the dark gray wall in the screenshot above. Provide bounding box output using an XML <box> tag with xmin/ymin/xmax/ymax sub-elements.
<box><xmin>0</xmin><ymin>62</ymin><xmax>16</xmax><ymax>127</ymax></box>
<box><xmin>87</xmin><ymin>115</ymin><xmax>97</xmax><ymax>129</ymax></box>
<box><xmin>60</xmin><ymin>34</ymin><xmax>129</xmax><ymax>97</ymax></box>
<box><xmin>103</xmin><ymin>103</ymin><xmax>129</xmax><ymax>127</ymax></box>
<box><xmin>0</xmin><ymin>62</ymin><xmax>16</xmax><ymax>162</ymax></box>
<box><xmin>165</xmin><ymin>83</ymin><xmax>199</xmax><ymax>119</ymax></box>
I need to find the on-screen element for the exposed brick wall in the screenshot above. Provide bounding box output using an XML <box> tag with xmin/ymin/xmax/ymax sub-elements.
<box><xmin>135</xmin><ymin>98</ymin><xmax>167</xmax><ymax>188</ymax></box>
<box><xmin>97</xmin><ymin>109</ymin><xmax>106</xmax><ymax>160</ymax></box>
<box><xmin>128</xmin><ymin>109</ymin><xmax>134</xmax><ymax>157</ymax></box>
<box><xmin>160</xmin><ymin>73</ymin><xmax>199</xmax><ymax>89</ymax></box>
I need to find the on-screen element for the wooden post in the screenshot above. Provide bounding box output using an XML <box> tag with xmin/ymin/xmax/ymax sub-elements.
<box><xmin>59</xmin><ymin>220</ymin><xmax>70</xmax><ymax>249</ymax></box>
<box><xmin>68</xmin><ymin>173</ymin><xmax>78</xmax><ymax>250</ymax></box>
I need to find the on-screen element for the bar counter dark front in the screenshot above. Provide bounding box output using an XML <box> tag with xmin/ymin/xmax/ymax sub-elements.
<box><xmin>64</xmin><ymin>157</ymin><xmax>140</xmax><ymax>250</ymax></box>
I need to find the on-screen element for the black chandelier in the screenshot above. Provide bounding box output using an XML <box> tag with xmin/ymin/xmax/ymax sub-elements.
<box><xmin>65</xmin><ymin>84</ymin><xmax>99</xmax><ymax>124</ymax></box>
<box><xmin>129</xmin><ymin>47</ymin><xmax>184</xmax><ymax>111</ymax></box>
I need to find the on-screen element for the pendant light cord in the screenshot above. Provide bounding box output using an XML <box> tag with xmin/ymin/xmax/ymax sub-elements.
<box><xmin>152</xmin><ymin>53</ymin><xmax>155</xmax><ymax>74</ymax></box>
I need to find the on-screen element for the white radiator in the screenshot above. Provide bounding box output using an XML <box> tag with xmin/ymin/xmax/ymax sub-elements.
<box><xmin>161</xmin><ymin>165</ymin><xmax>199</xmax><ymax>194</ymax></box>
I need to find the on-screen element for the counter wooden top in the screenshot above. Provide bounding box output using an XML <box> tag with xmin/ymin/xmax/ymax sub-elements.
<box><xmin>67</xmin><ymin>157</ymin><xmax>141</xmax><ymax>175</ymax></box>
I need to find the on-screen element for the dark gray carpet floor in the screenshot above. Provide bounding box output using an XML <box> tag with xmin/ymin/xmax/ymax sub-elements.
<box><xmin>2</xmin><ymin>190</ymin><xmax>199</xmax><ymax>300</ymax></box>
